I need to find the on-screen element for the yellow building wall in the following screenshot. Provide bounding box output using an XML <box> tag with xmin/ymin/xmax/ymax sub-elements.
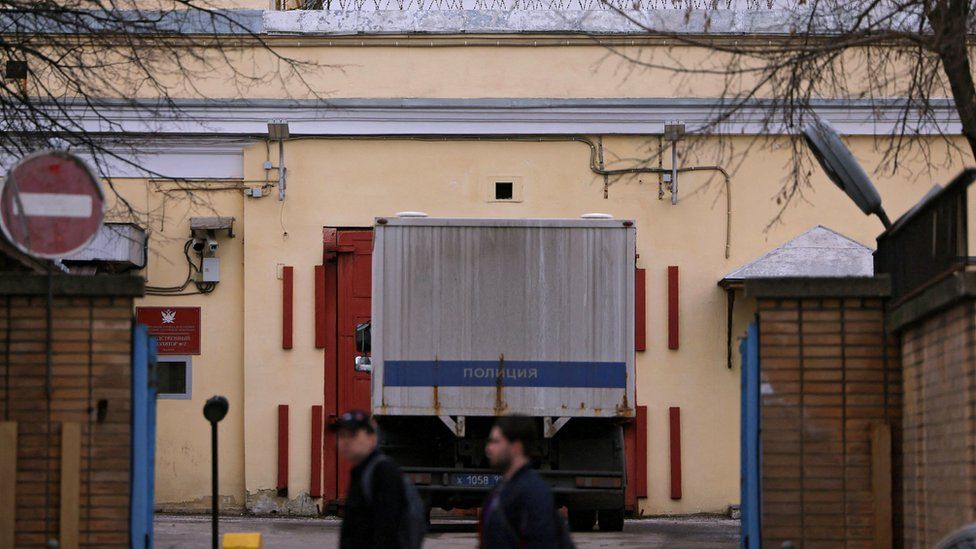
<box><xmin>119</xmin><ymin>38</ymin><xmax>971</xmax><ymax>515</ymax></box>
<box><xmin>228</xmin><ymin>135</ymin><xmax>966</xmax><ymax>514</ymax></box>
<box><xmin>56</xmin><ymin>41</ymin><xmax>930</xmax><ymax>102</ymax></box>
<box><xmin>108</xmin><ymin>180</ymin><xmax>248</xmax><ymax>511</ymax></box>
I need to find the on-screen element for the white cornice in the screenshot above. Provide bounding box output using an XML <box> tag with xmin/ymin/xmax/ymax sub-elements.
<box><xmin>262</xmin><ymin>9</ymin><xmax>926</xmax><ymax>37</ymax></box>
<box><xmin>47</xmin><ymin>98</ymin><xmax>961</xmax><ymax>137</ymax></box>
<box><xmin>0</xmin><ymin>7</ymin><xmax>932</xmax><ymax>38</ymax></box>
<box><xmin>5</xmin><ymin>97</ymin><xmax>960</xmax><ymax>179</ymax></box>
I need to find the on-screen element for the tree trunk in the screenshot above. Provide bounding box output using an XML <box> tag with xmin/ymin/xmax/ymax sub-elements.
<box><xmin>929</xmin><ymin>0</ymin><xmax>976</xmax><ymax>160</ymax></box>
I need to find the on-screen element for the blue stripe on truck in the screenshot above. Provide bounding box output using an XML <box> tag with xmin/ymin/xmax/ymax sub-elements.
<box><xmin>383</xmin><ymin>360</ymin><xmax>627</xmax><ymax>388</ymax></box>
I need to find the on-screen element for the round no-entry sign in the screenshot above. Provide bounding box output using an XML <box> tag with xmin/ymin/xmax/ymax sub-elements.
<box><xmin>0</xmin><ymin>151</ymin><xmax>105</xmax><ymax>259</ymax></box>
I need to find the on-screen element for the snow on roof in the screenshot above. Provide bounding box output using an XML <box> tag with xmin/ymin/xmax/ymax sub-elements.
<box><xmin>722</xmin><ymin>225</ymin><xmax>874</xmax><ymax>283</ymax></box>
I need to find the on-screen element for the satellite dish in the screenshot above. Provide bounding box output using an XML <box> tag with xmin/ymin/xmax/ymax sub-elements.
<box><xmin>802</xmin><ymin>117</ymin><xmax>891</xmax><ymax>228</ymax></box>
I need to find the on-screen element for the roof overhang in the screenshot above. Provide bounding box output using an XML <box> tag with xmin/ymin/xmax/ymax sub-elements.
<box><xmin>721</xmin><ymin>225</ymin><xmax>875</xmax><ymax>290</ymax></box>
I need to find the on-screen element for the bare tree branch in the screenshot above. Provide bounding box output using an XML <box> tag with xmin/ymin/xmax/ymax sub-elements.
<box><xmin>590</xmin><ymin>1</ymin><xmax>975</xmax><ymax>223</ymax></box>
<box><xmin>0</xmin><ymin>0</ymin><xmax>325</xmax><ymax>215</ymax></box>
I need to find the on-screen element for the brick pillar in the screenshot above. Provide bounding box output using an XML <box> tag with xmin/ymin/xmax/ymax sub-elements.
<box><xmin>0</xmin><ymin>294</ymin><xmax>135</xmax><ymax>548</ymax></box>
<box><xmin>758</xmin><ymin>297</ymin><xmax>902</xmax><ymax>548</ymax></box>
<box><xmin>899</xmin><ymin>300</ymin><xmax>976</xmax><ymax>546</ymax></box>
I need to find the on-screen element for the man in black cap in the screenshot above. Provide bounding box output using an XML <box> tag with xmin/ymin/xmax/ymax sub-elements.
<box><xmin>331</xmin><ymin>409</ymin><xmax>407</xmax><ymax>549</ymax></box>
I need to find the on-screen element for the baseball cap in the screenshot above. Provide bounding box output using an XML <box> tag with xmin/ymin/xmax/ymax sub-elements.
<box><xmin>328</xmin><ymin>409</ymin><xmax>375</xmax><ymax>433</ymax></box>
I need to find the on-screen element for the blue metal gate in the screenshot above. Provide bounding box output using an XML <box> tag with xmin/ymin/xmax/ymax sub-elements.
<box><xmin>130</xmin><ymin>324</ymin><xmax>158</xmax><ymax>548</ymax></box>
<box><xmin>740</xmin><ymin>321</ymin><xmax>761</xmax><ymax>548</ymax></box>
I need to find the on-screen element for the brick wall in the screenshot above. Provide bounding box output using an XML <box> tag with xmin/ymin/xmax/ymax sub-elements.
<box><xmin>900</xmin><ymin>300</ymin><xmax>976</xmax><ymax>547</ymax></box>
<box><xmin>0</xmin><ymin>294</ymin><xmax>134</xmax><ymax>548</ymax></box>
<box><xmin>758</xmin><ymin>297</ymin><xmax>902</xmax><ymax>548</ymax></box>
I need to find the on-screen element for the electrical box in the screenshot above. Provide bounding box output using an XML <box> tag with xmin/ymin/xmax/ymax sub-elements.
<box><xmin>202</xmin><ymin>257</ymin><xmax>220</xmax><ymax>283</ymax></box>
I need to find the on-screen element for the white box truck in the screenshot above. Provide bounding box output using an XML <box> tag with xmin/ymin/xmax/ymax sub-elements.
<box><xmin>356</xmin><ymin>216</ymin><xmax>636</xmax><ymax>531</ymax></box>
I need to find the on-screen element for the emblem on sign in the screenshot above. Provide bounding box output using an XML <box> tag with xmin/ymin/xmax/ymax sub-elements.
<box><xmin>136</xmin><ymin>307</ymin><xmax>201</xmax><ymax>355</ymax></box>
<box><xmin>0</xmin><ymin>150</ymin><xmax>105</xmax><ymax>259</ymax></box>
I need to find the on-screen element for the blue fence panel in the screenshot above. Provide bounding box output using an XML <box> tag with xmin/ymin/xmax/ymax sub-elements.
<box><xmin>130</xmin><ymin>325</ymin><xmax>157</xmax><ymax>549</ymax></box>
<box><xmin>146</xmin><ymin>335</ymin><xmax>158</xmax><ymax>547</ymax></box>
<box><xmin>740</xmin><ymin>321</ymin><xmax>761</xmax><ymax>548</ymax></box>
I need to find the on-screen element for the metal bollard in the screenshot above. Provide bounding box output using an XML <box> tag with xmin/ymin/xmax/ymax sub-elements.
<box><xmin>203</xmin><ymin>396</ymin><xmax>229</xmax><ymax>549</ymax></box>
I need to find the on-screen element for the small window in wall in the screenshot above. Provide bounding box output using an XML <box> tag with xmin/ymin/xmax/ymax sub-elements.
<box><xmin>157</xmin><ymin>355</ymin><xmax>191</xmax><ymax>399</ymax></box>
<box><xmin>495</xmin><ymin>181</ymin><xmax>514</xmax><ymax>200</ymax></box>
<box><xmin>486</xmin><ymin>176</ymin><xmax>523</xmax><ymax>202</ymax></box>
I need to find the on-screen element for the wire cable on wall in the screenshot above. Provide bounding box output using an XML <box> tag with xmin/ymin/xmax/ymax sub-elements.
<box><xmin>145</xmin><ymin>239</ymin><xmax>217</xmax><ymax>296</ymax></box>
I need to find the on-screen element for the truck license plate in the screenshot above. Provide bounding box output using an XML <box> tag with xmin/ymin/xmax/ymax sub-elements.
<box><xmin>452</xmin><ymin>473</ymin><xmax>501</xmax><ymax>488</ymax></box>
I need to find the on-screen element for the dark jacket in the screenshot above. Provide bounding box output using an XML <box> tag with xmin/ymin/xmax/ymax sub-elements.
<box><xmin>480</xmin><ymin>464</ymin><xmax>558</xmax><ymax>549</ymax></box>
<box><xmin>340</xmin><ymin>450</ymin><xmax>407</xmax><ymax>549</ymax></box>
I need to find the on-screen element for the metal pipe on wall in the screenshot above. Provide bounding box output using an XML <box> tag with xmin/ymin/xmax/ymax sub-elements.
<box><xmin>278</xmin><ymin>139</ymin><xmax>286</xmax><ymax>201</ymax></box>
<box><xmin>279</xmin><ymin>134</ymin><xmax>735</xmax><ymax>258</ymax></box>
<box><xmin>671</xmin><ymin>141</ymin><xmax>678</xmax><ymax>206</ymax></box>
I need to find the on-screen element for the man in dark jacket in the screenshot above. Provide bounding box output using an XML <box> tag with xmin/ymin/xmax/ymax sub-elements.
<box><xmin>479</xmin><ymin>415</ymin><xmax>560</xmax><ymax>549</ymax></box>
<box><xmin>331</xmin><ymin>409</ymin><xmax>407</xmax><ymax>549</ymax></box>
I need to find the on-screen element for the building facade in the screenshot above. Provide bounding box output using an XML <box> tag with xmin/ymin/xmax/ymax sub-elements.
<box><xmin>40</xmin><ymin>5</ymin><xmax>972</xmax><ymax>516</ymax></box>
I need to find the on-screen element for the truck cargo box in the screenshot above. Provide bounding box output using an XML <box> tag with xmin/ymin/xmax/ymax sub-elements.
<box><xmin>371</xmin><ymin>217</ymin><xmax>635</xmax><ymax>418</ymax></box>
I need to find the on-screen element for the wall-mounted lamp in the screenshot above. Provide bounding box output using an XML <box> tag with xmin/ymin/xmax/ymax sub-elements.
<box><xmin>267</xmin><ymin>119</ymin><xmax>289</xmax><ymax>201</ymax></box>
<box><xmin>664</xmin><ymin>121</ymin><xmax>686</xmax><ymax>205</ymax></box>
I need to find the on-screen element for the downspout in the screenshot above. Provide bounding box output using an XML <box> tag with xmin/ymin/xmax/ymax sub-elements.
<box><xmin>674</xmin><ymin>165</ymin><xmax>732</xmax><ymax>260</ymax></box>
<box><xmin>671</xmin><ymin>140</ymin><xmax>678</xmax><ymax>206</ymax></box>
<box><xmin>575</xmin><ymin>137</ymin><xmax>732</xmax><ymax>258</ymax></box>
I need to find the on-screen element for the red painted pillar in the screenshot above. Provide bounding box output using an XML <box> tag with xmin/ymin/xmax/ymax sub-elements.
<box><xmin>277</xmin><ymin>405</ymin><xmax>289</xmax><ymax>497</ymax></box>
<box><xmin>636</xmin><ymin>406</ymin><xmax>648</xmax><ymax>498</ymax></box>
<box><xmin>624</xmin><ymin>418</ymin><xmax>637</xmax><ymax>511</ymax></box>
<box><xmin>669</xmin><ymin>406</ymin><xmax>682</xmax><ymax>500</ymax></box>
<box><xmin>282</xmin><ymin>266</ymin><xmax>294</xmax><ymax>350</ymax></box>
<box><xmin>311</xmin><ymin>405</ymin><xmax>323</xmax><ymax>498</ymax></box>
<box><xmin>624</xmin><ymin>405</ymin><xmax>650</xmax><ymax>510</ymax></box>
<box><xmin>667</xmin><ymin>266</ymin><xmax>679</xmax><ymax>350</ymax></box>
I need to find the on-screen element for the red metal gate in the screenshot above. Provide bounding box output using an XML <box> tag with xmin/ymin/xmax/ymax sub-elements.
<box><xmin>322</xmin><ymin>228</ymin><xmax>374</xmax><ymax>503</ymax></box>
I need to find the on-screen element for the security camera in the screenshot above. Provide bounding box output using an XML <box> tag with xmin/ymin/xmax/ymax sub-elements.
<box><xmin>207</xmin><ymin>238</ymin><xmax>219</xmax><ymax>254</ymax></box>
<box><xmin>192</xmin><ymin>239</ymin><xmax>205</xmax><ymax>253</ymax></box>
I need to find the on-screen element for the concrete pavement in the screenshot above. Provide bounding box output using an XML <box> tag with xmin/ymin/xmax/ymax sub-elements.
<box><xmin>154</xmin><ymin>514</ymin><xmax>739</xmax><ymax>548</ymax></box>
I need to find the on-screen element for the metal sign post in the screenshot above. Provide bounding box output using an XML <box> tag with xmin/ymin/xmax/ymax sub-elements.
<box><xmin>203</xmin><ymin>396</ymin><xmax>229</xmax><ymax>549</ymax></box>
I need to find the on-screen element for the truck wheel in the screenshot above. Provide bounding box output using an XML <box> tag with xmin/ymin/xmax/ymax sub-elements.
<box><xmin>598</xmin><ymin>508</ymin><xmax>624</xmax><ymax>532</ymax></box>
<box><xmin>568</xmin><ymin>509</ymin><xmax>596</xmax><ymax>532</ymax></box>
